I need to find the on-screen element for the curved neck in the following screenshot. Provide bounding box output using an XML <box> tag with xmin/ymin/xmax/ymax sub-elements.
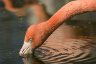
<box><xmin>4</xmin><ymin>0</ymin><xmax>22</xmax><ymax>12</ymax></box>
<box><xmin>4</xmin><ymin>0</ymin><xmax>14</xmax><ymax>11</ymax></box>
<box><xmin>46</xmin><ymin>0</ymin><xmax>96</xmax><ymax>35</ymax></box>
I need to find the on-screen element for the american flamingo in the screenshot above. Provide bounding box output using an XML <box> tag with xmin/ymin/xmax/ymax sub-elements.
<box><xmin>3</xmin><ymin>0</ymin><xmax>26</xmax><ymax>16</ymax></box>
<box><xmin>3</xmin><ymin>0</ymin><xmax>49</xmax><ymax>23</ymax></box>
<box><xmin>3</xmin><ymin>0</ymin><xmax>39</xmax><ymax>16</ymax></box>
<box><xmin>19</xmin><ymin>0</ymin><xmax>96</xmax><ymax>58</ymax></box>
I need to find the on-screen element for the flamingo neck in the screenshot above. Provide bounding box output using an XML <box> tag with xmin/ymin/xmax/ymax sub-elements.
<box><xmin>4</xmin><ymin>0</ymin><xmax>14</xmax><ymax>11</ymax></box>
<box><xmin>4</xmin><ymin>0</ymin><xmax>22</xmax><ymax>12</ymax></box>
<box><xmin>46</xmin><ymin>0</ymin><xmax>96</xmax><ymax>35</ymax></box>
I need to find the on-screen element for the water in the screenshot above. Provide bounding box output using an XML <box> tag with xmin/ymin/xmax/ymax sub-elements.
<box><xmin>0</xmin><ymin>10</ymin><xmax>96</xmax><ymax>64</ymax></box>
<box><xmin>0</xmin><ymin>9</ymin><xmax>45</xmax><ymax>64</ymax></box>
<box><xmin>0</xmin><ymin>10</ymin><xmax>26</xmax><ymax>64</ymax></box>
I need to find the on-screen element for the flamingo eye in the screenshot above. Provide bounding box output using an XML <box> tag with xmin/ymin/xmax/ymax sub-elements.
<box><xmin>28</xmin><ymin>39</ymin><xmax>32</xmax><ymax>43</ymax></box>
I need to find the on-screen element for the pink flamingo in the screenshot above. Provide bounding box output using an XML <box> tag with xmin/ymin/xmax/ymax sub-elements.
<box><xmin>19</xmin><ymin>0</ymin><xmax>96</xmax><ymax>57</ymax></box>
<box><xmin>3</xmin><ymin>0</ymin><xmax>39</xmax><ymax>16</ymax></box>
<box><xmin>3</xmin><ymin>0</ymin><xmax>49</xmax><ymax>22</ymax></box>
<box><xmin>3</xmin><ymin>0</ymin><xmax>26</xmax><ymax>16</ymax></box>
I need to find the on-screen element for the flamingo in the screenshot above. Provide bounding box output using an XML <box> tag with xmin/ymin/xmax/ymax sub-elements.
<box><xmin>3</xmin><ymin>0</ymin><xmax>38</xmax><ymax>16</ymax></box>
<box><xmin>19</xmin><ymin>0</ymin><xmax>96</xmax><ymax>58</ymax></box>
<box><xmin>3</xmin><ymin>0</ymin><xmax>49</xmax><ymax>21</ymax></box>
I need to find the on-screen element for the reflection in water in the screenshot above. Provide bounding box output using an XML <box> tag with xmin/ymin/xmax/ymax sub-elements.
<box><xmin>17</xmin><ymin>37</ymin><xmax>96</xmax><ymax>64</ymax></box>
<box><xmin>33</xmin><ymin>23</ymin><xmax>96</xmax><ymax>64</ymax></box>
<box><xmin>21</xmin><ymin>38</ymin><xmax>96</xmax><ymax>64</ymax></box>
<box><xmin>1</xmin><ymin>9</ymin><xmax>96</xmax><ymax>64</ymax></box>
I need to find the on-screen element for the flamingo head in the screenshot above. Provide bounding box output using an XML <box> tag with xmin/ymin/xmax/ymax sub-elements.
<box><xmin>19</xmin><ymin>23</ymin><xmax>48</xmax><ymax>57</ymax></box>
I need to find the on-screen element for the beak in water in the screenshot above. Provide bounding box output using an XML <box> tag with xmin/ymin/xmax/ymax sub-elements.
<box><xmin>19</xmin><ymin>39</ymin><xmax>33</xmax><ymax>57</ymax></box>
